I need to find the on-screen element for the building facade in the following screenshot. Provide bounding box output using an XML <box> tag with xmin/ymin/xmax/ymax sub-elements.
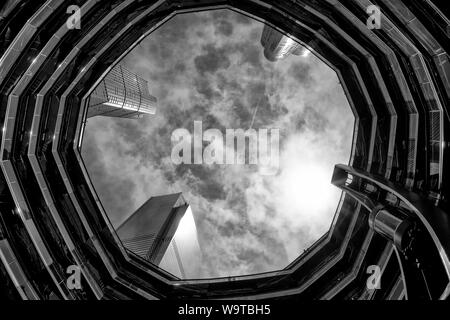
<box><xmin>260</xmin><ymin>25</ymin><xmax>305</xmax><ymax>61</ymax></box>
<box><xmin>87</xmin><ymin>64</ymin><xmax>157</xmax><ymax>119</ymax></box>
<box><xmin>116</xmin><ymin>194</ymin><xmax>202</xmax><ymax>279</ymax></box>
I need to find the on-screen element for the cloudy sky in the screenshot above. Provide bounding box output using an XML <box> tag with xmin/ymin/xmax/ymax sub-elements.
<box><xmin>82</xmin><ymin>10</ymin><xmax>354</xmax><ymax>279</ymax></box>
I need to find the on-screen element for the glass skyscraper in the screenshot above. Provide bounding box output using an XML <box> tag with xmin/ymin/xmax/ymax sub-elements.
<box><xmin>260</xmin><ymin>25</ymin><xmax>305</xmax><ymax>61</ymax></box>
<box><xmin>87</xmin><ymin>64</ymin><xmax>157</xmax><ymax>119</ymax></box>
<box><xmin>116</xmin><ymin>194</ymin><xmax>202</xmax><ymax>279</ymax></box>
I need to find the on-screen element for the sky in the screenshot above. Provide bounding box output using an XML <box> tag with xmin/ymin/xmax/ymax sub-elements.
<box><xmin>81</xmin><ymin>9</ymin><xmax>354</xmax><ymax>279</ymax></box>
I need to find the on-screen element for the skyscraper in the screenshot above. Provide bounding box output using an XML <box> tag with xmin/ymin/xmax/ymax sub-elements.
<box><xmin>260</xmin><ymin>25</ymin><xmax>306</xmax><ymax>61</ymax></box>
<box><xmin>116</xmin><ymin>193</ymin><xmax>202</xmax><ymax>279</ymax></box>
<box><xmin>87</xmin><ymin>64</ymin><xmax>157</xmax><ymax>119</ymax></box>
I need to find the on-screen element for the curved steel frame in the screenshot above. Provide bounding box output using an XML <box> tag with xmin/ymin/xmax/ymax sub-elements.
<box><xmin>0</xmin><ymin>0</ymin><xmax>448</xmax><ymax>300</ymax></box>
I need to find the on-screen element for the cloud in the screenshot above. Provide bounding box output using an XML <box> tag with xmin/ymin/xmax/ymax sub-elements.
<box><xmin>82</xmin><ymin>10</ymin><xmax>354</xmax><ymax>278</ymax></box>
<box><xmin>194</xmin><ymin>44</ymin><xmax>232</xmax><ymax>75</ymax></box>
<box><xmin>215</xmin><ymin>19</ymin><xmax>234</xmax><ymax>37</ymax></box>
<box><xmin>289</xmin><ymin>61</ymin><xmax>315</xmax><ymax>88</ymax></box>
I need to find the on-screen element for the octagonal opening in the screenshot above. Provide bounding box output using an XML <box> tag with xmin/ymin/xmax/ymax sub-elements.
<box><xmin>80</xmin><ymin>9</ymin><xmax>354</xmax><ymax>279</ymax></box>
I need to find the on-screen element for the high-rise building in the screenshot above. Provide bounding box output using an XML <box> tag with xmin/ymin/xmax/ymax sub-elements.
<box><xmin>87</xmin><ymin>64</ymin><xmax>157</xmax><ymax>119</ymax></box>
<box><xmin>116</xmin><ymin>193</ymin><xmax>202</xmax><ymax>279</ymax></box>
<box><xmin>260</xmin><ymin>25</ymin><xmax>306</xmax><ymax>61</ymax></box>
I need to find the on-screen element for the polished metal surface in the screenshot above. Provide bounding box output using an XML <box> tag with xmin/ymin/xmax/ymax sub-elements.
<box><xmin>0</xmin><ymin>0</ymin><xmax>448</xmax><ymax>300</ymax></box>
